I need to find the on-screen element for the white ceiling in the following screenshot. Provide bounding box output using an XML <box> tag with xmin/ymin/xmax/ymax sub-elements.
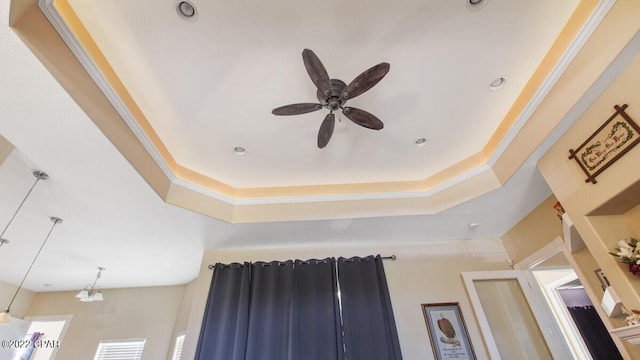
<box><xmin>66</xmin><ymin>0</ymin><xmax>578</xmax><ymax>188</ymax></box>
<box><xmin>0</xmin><ymin>0</ymin><xmax>629</xmax><ymax>292</ymax></box>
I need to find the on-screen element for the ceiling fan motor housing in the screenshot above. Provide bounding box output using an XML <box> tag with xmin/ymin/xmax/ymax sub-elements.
<box><xmin>318</xmin><ymin>79</ymin><xmax>347</xmax><ymax>111</ymax></box>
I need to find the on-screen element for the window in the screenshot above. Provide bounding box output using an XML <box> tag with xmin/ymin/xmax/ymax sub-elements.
<box><xmin>172</xmin><ymin>333</ymin><xmax>185</xmax><ymax>360</ymax></box>
<box><xmin>93</xmin><ymin>338</ymin><xmax>146</xmax><ymax>360</ymax></box>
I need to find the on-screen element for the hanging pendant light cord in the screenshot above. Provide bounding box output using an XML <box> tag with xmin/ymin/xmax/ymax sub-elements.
<box><xmin>88</xmin><ymin>268</ymin><xmax>103</xmax><ymax>295</ymax></box>
<box><xmin>91</xmin><ymin>269</ymin><xmax>102</xmax><ymax>288</ymax></box>
<box><xmin>0</xmin><ymin>171</ymin><xmax>48</xmax><ymax>248</ymax></box>
<box><xmin>5</xmin><ymin>217</ymin><xmax>62</xmax><ymax>311</ymax></box>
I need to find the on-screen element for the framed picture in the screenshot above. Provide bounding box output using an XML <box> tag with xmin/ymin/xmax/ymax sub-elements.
<box><xmin>422</xmin><ymin>302</ymin><xmax>476</xmax><ymax>360</ymax></box>
<box><xmin>568</xmin><ymin>104</ymin><xmax>640</xmax><ymax>184</ymax></box>
<box><xmin>594</xmin><ymin>268</ymin><xmax>611</xmax><ymax>291</ymax></box>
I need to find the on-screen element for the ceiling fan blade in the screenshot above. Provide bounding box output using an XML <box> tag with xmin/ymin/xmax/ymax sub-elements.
<box><xmin>340</xmin><ymin>62</ymin><xmax>390</xmax><ymax>100</ymax></box>
<box><xmin>272</xmin><ymin>103</ymin><xmax>323</xmax><ymax>116</ymax></box>
<box><xmin>342</xmin><ymin>107</ymin><xmax>384</xmax><ymax>130</ymax></box>
<box><xmin>302</xmin><ymin>49</ymin><xmax>332</xmax><ymax>98</ymax></box>
<box><xmin>317</xmin><ymin>113</ymin><xmax>335</xmax><ymax>148</ymax></box>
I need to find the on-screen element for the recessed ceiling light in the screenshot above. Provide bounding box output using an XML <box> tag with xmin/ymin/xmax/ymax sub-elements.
<box><xmin>43</xmin><ymin>283</ymin><xmax>53</xmax><ymax>288</ymax></box>
<box><xmin>467</xmin><ymin>0</ymin><xmax>489</xmax><ymax>11</ymax></box>
<box><xmin>468</xmin><ymin>223</ymin><xmax>480</xmax><ymax>229</ymax></box>
<box><xmin>234</xmin><ymin>146</ymin><xmax>247</xmax><ymax>156</ymax></box>
<box><xmin>415</xmin><ymin>138</ymin><xmax>428</xmax><ymax>147</ymax></box>
<box><xmin>489</xmin><ymin>77</ymin><xmax>506</xmax><ymax>91</ymax></box>
<box><xmin>177</xmin><ymin>1</ymin><xmax>197</xmax><ymax>19</ymax></box>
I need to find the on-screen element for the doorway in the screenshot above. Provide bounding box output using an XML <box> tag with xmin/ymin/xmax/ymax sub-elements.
<box><xmin>528</xmin><ymin>250</ymin><xmax>622</xmax><ymax>359</ymax></box>
<box><xmin>462</xmin><ymin>270</ymin><xmax>571</xmax><ymax>359</ymax></box>
<box><xmin>14</xmin><ymin>314</ymin><xmax>71</xmax><ymax>360</ymax></box>
<box><xmin>463</xmin><ymin>237</ymin><xmax>629</xmax><ymax>359</ymax></box>
<box><xmin>530</xmin><ymin>268</ymin><xmax>592</xmax><ymax>359</ymax></box>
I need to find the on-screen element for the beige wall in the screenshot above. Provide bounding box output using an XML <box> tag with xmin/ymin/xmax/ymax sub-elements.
<box><xmin>0</xmin><ymin>279</ymin><xmax>35</xmax><ymax>319</ymax></box>
<box><xmin>501</xmin><ymin>195</ymin><xmax>564</xmax><ymax>264</ymax></box>
<box><xmin>0</xmin><ymin>280</ymin><xmax>34</xmax><ymax>360</ymax></box>
<box><xmin>0</xmin><ymin>135</ymin><xmax>13</xmax><ymax>166</ymax></box>
<box><xmin>182</xmin><ymin>239</ymin><xmax>512</xmax><ymax>360</ymax></box>
<box><xmin>169</xmin><ymin>279</ymin><xmax>197</xmax><ymax>356</ymax></box>
<box><xmin>538</xmin><ymin>50</ymin><xmax>640</xmax><ymax>357</ymax></box>
<box><xmin>539</xmin><ymin>51</ymin><xmax>640</xmax><ymax>304</ymax></box>
<box><xmin>26</xmin><ymin>285</ymin><xmax>185</xmax><ymax>360</ymax></box>
<box><xmin>624</xmin><ymin>203</ymin><xmax>640</xmax><ymax>237</ymax></box>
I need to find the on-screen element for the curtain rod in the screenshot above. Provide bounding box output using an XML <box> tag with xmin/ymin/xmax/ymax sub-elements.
<box><xmin>207</xmin><ymin>255</ymin><xmax>396</xmax><ymax>270</ymax></box>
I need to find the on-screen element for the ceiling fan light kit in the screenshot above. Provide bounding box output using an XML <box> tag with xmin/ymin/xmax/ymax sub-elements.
<box><xmin>272</xmin><ymin>49</ymin><xmax>390</xmax><ymax>148</ymax></box>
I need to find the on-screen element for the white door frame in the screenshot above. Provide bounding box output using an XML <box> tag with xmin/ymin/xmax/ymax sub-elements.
<box><xmin>535</xmin><ymin>269</ymin><xmax>593</xmax><ymax>359</ymax></box>
<box><xmin>23</xmin><ymin>314</ymin><xmax>73</xmax><ymax>360</ymax></box>
<box><xmin>462</xmin><ymin>270</ymin><xmax>572</xmax><ymax>359</ymax></box>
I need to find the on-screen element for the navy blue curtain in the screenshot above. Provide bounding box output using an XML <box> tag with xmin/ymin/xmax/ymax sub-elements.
<box><xmin>196</xmin><ymin>255</ymin><xmax>401</xmax><ymax>360</ymax></box>
<box><xmin>245</xmin><ymin>261</ymin><xmax>294</xmax><ymax>359</ymax></box>
<box><xmin>195</xmin><ymin>262</ymin><xmax>251</xmax><ymax>360</ymax></box>
<box><xmin>289</xmin><ymin>258</ymin><xmax>344</xmax><ymax>360</ymax></box>
<box><xmin>567</xmin><ymin>306</ymin><xmax>622</xmax><ymax>360</ymax></box>
<box><xmin>338</xmin><ymin>255</ymin><xmax>403</xmax><ymax>360</ymax></box>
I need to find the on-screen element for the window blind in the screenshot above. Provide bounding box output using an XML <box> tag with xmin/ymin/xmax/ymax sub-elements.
<box><xmin>172</xmin><ymin>334</ymin><xmax>185</xmax><ymax>360</ymax></box>
<box><xmin>93</xmin><ymin>339</ymin><xmax>146</xmax><ymax>360</ymax></box>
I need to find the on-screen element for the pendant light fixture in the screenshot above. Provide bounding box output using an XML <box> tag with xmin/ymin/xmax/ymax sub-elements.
<box><xmin>0</xmin><ymin>170</ymin><xmax>49</xmax><ymax>249</ymax></box>
<box><xmin>0</xmin><ymin>216</ymin><xmax>63</xmax><ymax>324</ymax></box>
<box><xmin>75</xmin><ymin>267</ymin><xmax>105</xmax><ymax>302</ymax></box>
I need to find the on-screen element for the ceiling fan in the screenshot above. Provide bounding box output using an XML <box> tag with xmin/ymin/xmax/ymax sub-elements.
<box><xmin>272</xmin><ymin>49</ymin><xmax>390</xmax><ymax>148</ymax></box>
